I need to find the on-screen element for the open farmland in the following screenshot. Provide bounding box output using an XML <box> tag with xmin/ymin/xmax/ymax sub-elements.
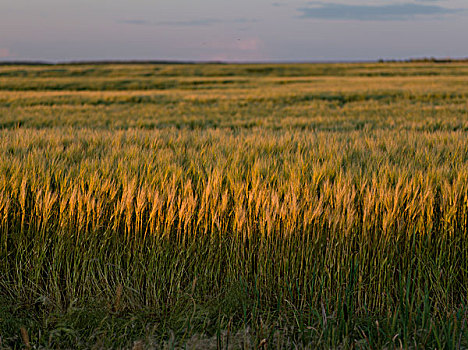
<box><xmin>0</xmin><ymin>62</ymin><xmax>468</xmax><ymax>348</ymax></box>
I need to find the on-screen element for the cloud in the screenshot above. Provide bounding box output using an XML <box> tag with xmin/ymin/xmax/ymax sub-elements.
<box><xmin>236</xmin><ymin>38</ymin><xmax>260</xmax><ymax>51</ymax></box>
<box><xmin>0</xmin><ymin>48</ymin><xmax>11</xmax><ymax>58</ymax></box>
<box><xmin>298</xmin><ymin>2</ymin><xmax>458</xmax><ymax>21</ymax></box>
<box><xmin>119</xmin><ymin>18</ymin><xmax>258</xmax><ymax>27</ymax></box>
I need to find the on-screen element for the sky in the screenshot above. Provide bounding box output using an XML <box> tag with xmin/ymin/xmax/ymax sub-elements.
<box><xmin>0</xmin><ymin>0</ymin><xmax>467</xmax><ymax>62</ymax></box>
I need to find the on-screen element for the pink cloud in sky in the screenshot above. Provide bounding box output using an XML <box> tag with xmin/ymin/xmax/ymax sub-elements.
<box><xmin>0</xmin><ymin>48</ymin><xmax>11</xmax><ymax>58</ymax></box>
<box><xmin>236</xmin><ymin>38</ymin><xmax>260</xmax><ymax>51</ymax></box>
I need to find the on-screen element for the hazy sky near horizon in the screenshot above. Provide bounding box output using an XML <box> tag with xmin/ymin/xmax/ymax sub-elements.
<box><xmin>1</xmin><ymin>0</ymin><xmax>467</xmax><ymax>62</ymax></box>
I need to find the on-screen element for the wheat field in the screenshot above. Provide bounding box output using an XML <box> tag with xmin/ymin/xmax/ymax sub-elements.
<box><xmin>0</xmin><ymin>62</ymin><xmax>467</xmax><ymax>348</ymax></box>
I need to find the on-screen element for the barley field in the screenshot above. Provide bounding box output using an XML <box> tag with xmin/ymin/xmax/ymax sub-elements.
<box><xmin>0</xmin><ymin>62</ymin><xmax>467</xmax><ymax>348</ymax></box>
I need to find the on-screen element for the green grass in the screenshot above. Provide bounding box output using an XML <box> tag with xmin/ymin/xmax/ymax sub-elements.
<box><xmin>0</xmin><ymin>62</ymin><xmax>467</xmax><ymax>349</ymax></box>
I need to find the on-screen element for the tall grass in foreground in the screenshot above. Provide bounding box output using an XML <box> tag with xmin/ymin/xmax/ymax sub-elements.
<box><xmin>0</xmin><ymin>127</ymin><xmax>467</xmax><ymax>348</ymax></box>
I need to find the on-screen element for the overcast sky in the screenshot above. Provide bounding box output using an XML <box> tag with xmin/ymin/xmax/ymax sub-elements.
<box><xmin>0</xmin><ymin>0</ymin><xmax>466</xmax><ymax>62</ymax></box>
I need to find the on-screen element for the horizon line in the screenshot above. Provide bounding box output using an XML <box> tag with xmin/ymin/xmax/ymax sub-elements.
<box><xmin>0</xmin><ymin>57</ymin><xmax>467</xmax><ymax>66</ymax></box>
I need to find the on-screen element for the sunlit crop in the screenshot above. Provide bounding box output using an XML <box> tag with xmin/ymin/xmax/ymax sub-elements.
<box><xmin>0</xmin><ymin>62</ymin><xmax>467</xmax><ymax>348</ymax></box>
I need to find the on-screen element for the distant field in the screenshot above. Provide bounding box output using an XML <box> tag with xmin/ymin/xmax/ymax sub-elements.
<box><xmin>0</xmin><ymin>63</ymin><xmax>467</xmax><ymax>349</ymax></box>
